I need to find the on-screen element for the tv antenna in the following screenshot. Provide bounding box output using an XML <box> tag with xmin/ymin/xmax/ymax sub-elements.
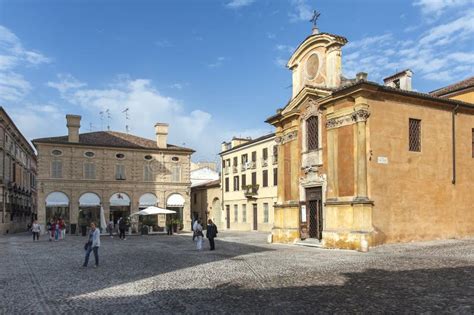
<box><xmin>122</xmin><ymin>107</ymin><xmax>130</xmax><ymax>134</ymax></box>
<box><xmin>88</xmin><ymin>123</ymin><xmax>94</xmax><ymax>132</ymax></box>
<box><xmin>99</xmin><ymin>111</ymin><xmax>104</xmax><ymax>130</ymax></box>
<box><xmin>105</xmin><ymin>109</ymin><xmax>111</xmax><ymax>131</ymax></box>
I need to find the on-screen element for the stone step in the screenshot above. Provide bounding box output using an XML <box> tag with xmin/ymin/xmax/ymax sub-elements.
<box><xmin>295</xmin><ymin>239</ymin><xmax>324</xmax><ymax>248</ymax></box>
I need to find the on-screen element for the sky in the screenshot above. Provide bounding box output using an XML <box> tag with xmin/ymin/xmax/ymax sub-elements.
<box><xmin>0</xmin><ymin>0</ymin><xmax>473</xmax><ymax>163</ymax></box>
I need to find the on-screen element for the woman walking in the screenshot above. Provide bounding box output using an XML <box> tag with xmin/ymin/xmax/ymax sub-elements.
<box><xmin>195</xmin><ymin>220</ymin><xmax>203</xmax><ymax>250</ymax></box>
<box><xmin>83</xmin><ymin>222</ymin><xmax>100</xmax><ymax>268</ymax></box>
<box><xmin>32</xmin><ymin>220</ymin><xmax>41</xmax><ymax>241</ymax></box>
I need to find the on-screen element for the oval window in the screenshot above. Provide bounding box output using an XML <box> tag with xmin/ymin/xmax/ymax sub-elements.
<box><xmin>84</xmin><ymin>151</ymin><xmax>95</xmax><ymax>158</ymax></box>
<box><xmin>116</xmin><ymin>153</ymin><xmax>125</xmax><ymax>159</ymax></box>
<box><xmin>144</xmin><ymin>155</ymin><xmax>153</xmax><ymax>161</ymax></box>
<box><xmin>171</xmin><ymin>156</ymin><xmax>179</xmax><ymax>161</ymax></box>
<box><xmin>51</xmin><ymin>150</ymin><xmax>62</xmax><ymax>156</ymax></box>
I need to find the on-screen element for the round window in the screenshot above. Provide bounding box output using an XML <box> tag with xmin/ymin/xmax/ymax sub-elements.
<box><xmin>171</xmin><ymin>156</ymin><xmax>179</xmax><ymax>161</ymax></box>
<box><xmin>144</xmin><ymin>155</ymin><xmax>153</xmax><ymax>161</ymax></box>
<box><xmin>51</xmin><ymin>150</ymin><xmax>62</xmax><ymax>156</ymax></box>
<box><xmin>116</xmin><ymin>153</ymin><xmax>125</xmax><ymax>159</ymax></box>
<box><xmin>84</xmin><ymin>151</ymin><xmax>95</xmax><ymax>158</ymax></box>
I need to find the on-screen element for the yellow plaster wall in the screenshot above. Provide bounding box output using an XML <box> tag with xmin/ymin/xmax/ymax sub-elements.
<box><xmin>367</xmin><ymin>97</ymin><xmax>474</xmax><ymax>243</ymax></box>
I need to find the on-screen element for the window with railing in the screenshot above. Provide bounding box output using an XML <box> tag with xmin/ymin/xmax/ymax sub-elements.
<box><xmin>409</xmin><ymin>118</ymin><xmax>421</xmax><ymax>152</ymax></box>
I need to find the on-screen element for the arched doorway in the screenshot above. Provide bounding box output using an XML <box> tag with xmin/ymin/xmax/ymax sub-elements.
<box><xmin>212</xmin><ymin>197</ymin><xmax>221</xmax><ymax>229</ymax></box>
<box><xmin>78</xmin><ymin>193</ymin><xmax>101</xmax><ymax>235</ymax></box>
<box><xmin>45</xmin><ymin>192</ymin><xmax>70</xmax><ymax>228</ymax></box>
<box><xmin>109</xmin><ymin>192</ymin><xmax>131</xmax><ymax>226</ymax></box>
<box><xmin>138</xmin><ymin>193</ymin><xmax>162</xmax><ymax>231</ymax></box>
<box><xmin>167</xmin><ymin>193</ymin><xmax>185</xmax><ymax>223</ymax></box>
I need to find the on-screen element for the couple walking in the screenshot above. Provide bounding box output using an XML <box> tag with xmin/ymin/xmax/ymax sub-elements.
<box><xmin>193</xmin><ymin>219</ymin><xmax>218</xmax><ymax>250</ymax></box>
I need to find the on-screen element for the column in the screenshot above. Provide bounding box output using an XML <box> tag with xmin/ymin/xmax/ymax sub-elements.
<box><xmin>353</xmin><ymin>109</ymin><xmax>370</xmax><ymax>200</ymax></box>
<box><xmin>326</xmin><ymin>128</ymin><xmax>338</xmax><ymax>199</ymax></box>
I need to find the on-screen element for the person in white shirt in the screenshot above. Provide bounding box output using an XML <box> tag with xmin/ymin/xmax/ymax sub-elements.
<box><xmin>31</xmin><ymin>220</ymin><xmax>40</xmax><ymax>241</ymax></box>
<box><xmin>195</xmin><ymin>220</ymin><xmax>203</xmax><ymax>250</ymax></box>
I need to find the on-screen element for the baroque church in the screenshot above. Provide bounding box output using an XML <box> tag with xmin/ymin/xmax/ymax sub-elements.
<box><xmin>266</xmin><ymin>18</ymin><xmax>474</xmax><ymax>249</ymax></box>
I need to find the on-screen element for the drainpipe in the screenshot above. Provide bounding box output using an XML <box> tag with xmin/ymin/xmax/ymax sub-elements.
<box><xmin>452</xmin><ymin>105</ymin><xmax>459</xmax><ymax>185</ymax></box>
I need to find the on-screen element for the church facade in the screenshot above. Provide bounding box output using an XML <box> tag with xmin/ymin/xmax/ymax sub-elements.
<box><xmin>266</xmin><ymin>26</ymin><xmax>474</xmax><ymax>249</ymax></box>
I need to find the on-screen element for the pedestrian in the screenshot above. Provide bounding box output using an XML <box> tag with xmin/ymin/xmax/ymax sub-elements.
<box><xmin>54</xmin><ymin>220</ymin><xmax>60</xmax><ymax>241</ymax></box>
<box><xmin>83</xmin><ymin>222</ymin><xmax>100</xmax><ymax>268</ymax></box>
<box><xmin>119</xmin><ymin>217</ymin><xmax>127</xmax><ymax>240</ymax></box>
<box><xmin>32</xmin><ymin>220</ymin><xmax>41</xmax><ymax>241</ymax></box>
<box><xmin>195</xmin><ymin>220</ymin><xmax>203</xmax><ymax>250</ymax></box>
<box><xmin>107</xmin><ymin>220</ymin><xmax>114</xmax><ymax>238</ymax></box>
<box><xmin>192</xmin><ymin>218</ymin><xmax>199</xmax><ymax>241</ymax></box>
<box><xmin>60</xmin><ymin>218</ymin><xmax>66</xmax><ymax>239</ymax></box>
<box><xmin>206</xmin><ymin>219</ymin><xmax>218</xmax><ymax>250</ymax></box>
<box><xmin>47</xmin><ymin>219</ymin><xmax>53</xmax><ymax>241</ymax></box>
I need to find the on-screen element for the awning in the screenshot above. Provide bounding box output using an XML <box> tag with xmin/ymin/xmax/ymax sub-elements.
<box><xmin>110</xmin><ymin>192</ymin><xmax>131</xmax><ymax>206</ymax></box>
<box><xmin>79</xmin><ymin>193</ymin><xmax>101</xmax><ymax>206</ymax></box>
<box><xmin>46</xmin><ymin>192</ymin><xmax>69</xmax><ymax>207</ymax></box>
<box><xmin>131</xmin><ymin>206</ymin><xmax>176</xmax><ymax>216</ymax></box>
<box><xmin>167</xmin><ymin>193</ymin><xmax>185</xmax><ymax>207</ymax></box>
<box><xmin>139</xmin><ymin>193</ymin><xmax>158</xmax><ymax>207</ymax></box>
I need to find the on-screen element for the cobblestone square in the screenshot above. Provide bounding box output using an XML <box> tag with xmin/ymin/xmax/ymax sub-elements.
<box><xmin>0</xmin><ymin>232</ymin><xmax>473</xmax><ymax>314</ymax></box>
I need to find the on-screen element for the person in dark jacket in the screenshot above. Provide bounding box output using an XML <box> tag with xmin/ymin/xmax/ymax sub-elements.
<box><xmin>118</xmin><ymin>217</ymin><xmax>127</xmax><ymax>240</ymax></box>
<box><xmin>206</xmin><ymin>219</ymin><xmax>218</xmax><ymax>250</ymax></box>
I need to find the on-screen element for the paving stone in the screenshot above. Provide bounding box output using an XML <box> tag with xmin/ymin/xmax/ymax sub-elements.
<box><xmin>0</xmin><ymin>232</ymin><xmax>472</xmax><ymax>314</ymax></box>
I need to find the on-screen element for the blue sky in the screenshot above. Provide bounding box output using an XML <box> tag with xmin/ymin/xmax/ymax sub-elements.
<box><xmin>1</xmin><ymin>0</ymin><xmax>473</xmax><ymax>162</ymax></box>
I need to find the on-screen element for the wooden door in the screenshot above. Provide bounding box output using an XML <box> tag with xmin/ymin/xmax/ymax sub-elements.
<box><xmin>226</xmin><ymin>205</ymin><xmax>230</xmax><ymax>229</ymax></box>
<box><xmin>253</xmin><ymin>204</ymin><xmax>258</xmax><ymax>230</ymax></box>
<box><xmin>306</xmin><ymin>187</ymin><xmax>323</xmax><ymax>240</ymax></box>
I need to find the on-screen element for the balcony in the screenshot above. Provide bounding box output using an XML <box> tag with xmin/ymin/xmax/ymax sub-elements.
<box><xmin>272</xmin><ymin>155</ymin><xmax>278</xmax><ymax>165</ymax></box>
<box><xmin>223</xmin><ymin>167</ymin><xmax>230</xmax><ymax>175</ymax></box>
<box><xmin>247</xmin><ymin>161</ymin><xmax>256</xmax><ymax>170</ymax></box>
<box><xmin>244</xmin><ymin>184</ymin><xmax>259</xmax><ymax>198</ymax></box>
<box><xmin>240</xmin><ymin>163</ymin><xmax>247</xmax><ymax>172</ymax></box>
<box><xmin>261</xmin><ymin>158</ymin><xmax>268</xmax><ymax>167</ymax></box>
<box><xmin>232</xmin><ymin>166</ymin><xmax>238</xmax><ymax>173</ymax></box>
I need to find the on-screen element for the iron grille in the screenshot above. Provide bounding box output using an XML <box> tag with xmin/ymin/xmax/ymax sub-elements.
<box><xmin>308</xmin><ymin>200</ymin><xmax>322</xmax><ymax>239</ymax></box>
<box><xmin>307</xmin><ymin>116</ymin><xmax>319</xmax><ymax>151</ymax></box>
<box><xmin>409</xmin><ymin>118</ymin><xmax>421</xmax><ymax>152</ymax></box>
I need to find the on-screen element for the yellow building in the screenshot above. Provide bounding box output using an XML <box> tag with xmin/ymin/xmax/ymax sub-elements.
<box><xmin>430</xmin><ymin>76</ymin><xmax>474</xmax><ymax>104</ymax></box>
<box><xmin>220</xmin><ymin>134</ymin><xmax>278</xmax><ymax>232</ymax></box>
<box><xmin>33</xmin><ymin>115</ymin><xmax>194</xmax><ymax>234</ymax></box>
<box><xmin>266</xmin><ymin>26</ymin><xmax>474</xmax><ymax>249</ymax></box>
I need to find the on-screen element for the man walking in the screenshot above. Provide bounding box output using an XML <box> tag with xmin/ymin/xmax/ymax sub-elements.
<box><xmin>83</xmin><ymin>222</ymin><xmax>100</xmax><ymax>268</ymax></box>
<box><xmin>32</xmin><ymin>220</ymin><xmax>40</xmax><ymax>241</ymax></box>
<box><xmin>206</xmin><ymin>219</ymin><xmax>218</xmax><ymax>251</ymax></box>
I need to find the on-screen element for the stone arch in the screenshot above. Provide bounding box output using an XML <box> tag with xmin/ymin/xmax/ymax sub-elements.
<box><xmin>109</xmin><ymin>192</ymin><xmax>131</xmax><ymax>206</ymax></box>
<box><xmin>139</xmin><ymin>193</ymin><xmax>158</xmax><ymax>208</ymax></box>
<box><xmin>79</xmin><ymin>192</ymin><xmax>101</xmax><ymax>206</ymax></box>
<box><xmin>45</xmin><ymin>191</ymin><xmax>69</xmax><ymax>206</ymax></box>
<box><xmin>211</xmin><ymin>197</ymin><xmax>222</xmax><ymax>228</ymax></box>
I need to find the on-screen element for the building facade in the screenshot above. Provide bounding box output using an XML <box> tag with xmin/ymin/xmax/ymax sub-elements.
<box><xmin>266</xmin><ymin>26</ymin><xmax>474</xmax><ymax>249</ymax></box>
<box><xmin>0</xmin><ymin>107</ymin><xmax>37</xmax><ymax>234</ymax></box>
<box><xmin>220</xmin><ymin>134</ymin><xmax>277</xmax><ymax>232</ymax></box>
<box><xmin>33</xmin><ymin>115</ymin><xmax>194</xmax><ymax>233</ymax></box>
<box><xmin>190</xmin><ymin>179</ymin><xmax>221</xmax><ymax>229</ymax></box>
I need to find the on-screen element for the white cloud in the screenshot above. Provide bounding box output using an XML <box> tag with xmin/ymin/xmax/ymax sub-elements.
<box><xmin>413</xmin><ymin>0</ymin><xmax>471</xmax><ymax>17</ymax></box>
<box><xmin>47</xmin><ymin>73</ymin><xmax>87</xmax><ymax>94</ymax></box>
<box><xmin>274</xmin><ymin>57</ymin><xmax>287</xmax><ymax>68</ymax></box>
<box><xmin>276</xmin><ymin>44</ymin><xmax>294</xmax><ymax>54</ymax></box>
<box><xmin>0</xmin><ymin>25</ymin><xmax>50</xmax><ymax>102</ymax></box>
<box><xmin>289</xmin><ymin>0</ymin><xmax>313</xmax><ymax>22</ymax></box>
<box><xmin>155</xmin><ymin>39</ymin><xmax>173</xmax><ymax>48</ymax></box>
<box><xmin>343</xmin><ymin>8</ymin><xmax>474</xmax><ymax>86</ymax></box>
<box><xmin>208</xmin><ymin>56</ymin><xmax>226</xmax><ymax>68</ymax></box>
<box><xmin>226</xmin><ymin>0</ymin><xmax>255</xmax><ymax>9</ymax></box>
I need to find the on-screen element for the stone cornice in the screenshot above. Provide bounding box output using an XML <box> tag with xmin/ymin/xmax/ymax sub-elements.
<box><xmin>326</xmin><ymin>109</ymin><xmax>371</xmax><ymax>130</ymax></box>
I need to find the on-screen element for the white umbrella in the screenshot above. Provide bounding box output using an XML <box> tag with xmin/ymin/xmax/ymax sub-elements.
<box><xmin>132</xmin><ymin>206</ymin><xmax>176</xmax><ymax>216</ymax></box>
<box><xmin>100</xmin><ymin>206</ymin><xmax>107</xmax><ymax>232</ymax></box>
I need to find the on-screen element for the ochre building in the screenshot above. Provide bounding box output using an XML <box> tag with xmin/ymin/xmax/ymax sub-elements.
<box><xmin>266</xmin><ymin>27</ymin><xmax>474</xmax><ymax>249</ymax></box>
<box><xmin>33</xmin><ymin>115</ymin><xmax>194</xmax><ymax>233</ymax></box>
<box><xmin>0</xmin><ymin>107</ymin><xmax>37</xmax><ymax>234</ymax></box>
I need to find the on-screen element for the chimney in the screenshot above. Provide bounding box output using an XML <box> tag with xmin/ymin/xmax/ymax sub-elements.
<box><xmin>66</xmin><ymin>114</ymin><xmax>81</xmax><ymax>143</ymax></box>
<box><xmin>383</xmin><ymin>69</ymin><xmax>413</xmax><ymax>91</ymax></box>
<box><xmin>221</xmin><ymin>142</ymin><xmax>229</xmax><ymax>152</ymax></box>
<box><xmin>356</xmin><ymin>72</ymin><xmax>368</xmax><ymax>82</ymax></box>
<box><xmin>154</xmin><ymin>123</ymin><xmax>168</xmax><ymax>149</ymax></box>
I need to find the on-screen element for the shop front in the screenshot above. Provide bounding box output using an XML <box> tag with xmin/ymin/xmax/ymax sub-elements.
<box><xmin>167</xmin><ymin>193</ymin><xmax>185</xmax><ymax>229</ymax></box>
<box><xmin>138</xmin><ymin>193</ymin><xmax>162</xmax><ymax>232</ymax></box>
<box><xmin>78</xmin><ymin>192</ymin><xmax>101</xmax><ymax>236</ymax></box>
<box><xmin>45</xmin><ymin>192</ymin><xmax>70</xmax><ymax>231</ymax></box>
<box><xmin>109</xmin><ymin>192</ymin><xmax>131</xmax><ymax>228</ymax></box>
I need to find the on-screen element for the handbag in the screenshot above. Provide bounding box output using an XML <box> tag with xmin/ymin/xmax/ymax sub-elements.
<box><xmin>84</xmin><ymin>240</ymin><xmax>92</xmax><ymax>250</ymax></box>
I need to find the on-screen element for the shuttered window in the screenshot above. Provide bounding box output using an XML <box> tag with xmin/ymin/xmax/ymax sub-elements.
<box><xmin>242</xmin><ymin>204</ymin><xmax>247</xmax><ymax>223</ymax></box>
<box><xmin>115</xmin><ymin>165</ymin><xmax>126</xmax><ymax>180</ymax></box>
<box><xmin>225</xmin><ymin>178</ymin><xmax>229</xmax><ymax>192</ymax></box>
<box><xmin>251</xmin><ymin>151</ymin><xmax>257</xmax><ymax>162</ymax></box>
<box><xmin>307</xmin><ymin>116</ymin><xmax>319</xmax><ymax>151</ymax></box>
<box><xmin>241</xmin><ymin>174</ymin><xmax>246</xmax><ymax>188</ymax></box>
<box><xmin>409</xmin><ymin>118</ymin><xmax>421</xmax><ymax>152</ymax></box>
<box><xmin>51</xmin><ymin>160</ymin><xmax>62</xmax><ymax>178</ymax></box>
<box><xmin>144</xmin><ymin>164</ymin><xmax>153</xmax><ymax>181</ymax></box>
<box><xmin>262</xmin><ymin>148</ymin><xmax>268</xmax><ymax>160</ymax></box>
<box><xmin>171</xmin><ymin>166</ymin><xmax>181</xmax><ymax>182</ymax></box>
<box><xmin>273</xmin><ymin>168</ymin><xmax>278</xmax><ymax>186</ymax></box>
<box><xmin>263</xmin><ymin>203</ymin><xmax>269</xmax><ymax>223</ymax></box>
<box><xmin>84</xmin><ymin>163</ymin><xmax>96</xmax><ymax>179</ymax></box>
<box><xmin>233</xmin><ymin>176</ymin><xmax>239</xmax><ymax>191</ymax></box>
<box><xmin>251</xmin><ymin>172</ymin><xmax>257</xmax><ymax>185</ymax></box>
<box><xmin>262</xmin><ymin>170</ymin><xmax>268</xmax><ymax>187</ymax></box>
<box><xmin>234</xmin><ymin>204</ymin><xmax>238</xmax><ymax>222</ymax></box>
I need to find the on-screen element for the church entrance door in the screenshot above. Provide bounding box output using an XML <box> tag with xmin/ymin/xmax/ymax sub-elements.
<box><xmin>306</xmin><ymin>187</ymin><xmax>323</xmax><ymax>240</ymax></box>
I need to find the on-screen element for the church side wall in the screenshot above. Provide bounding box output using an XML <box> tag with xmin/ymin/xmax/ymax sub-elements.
<box><xmin>367</xmin><ymin>96</ymin><xmax>474</xmax><ymax>244</ymax></box>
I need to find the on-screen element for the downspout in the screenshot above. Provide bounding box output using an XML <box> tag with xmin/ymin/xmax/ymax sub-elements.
<box><xmin>452</xmin><ymin>105</ymin><xmax>459</xmax><ymax>185</ymax></box>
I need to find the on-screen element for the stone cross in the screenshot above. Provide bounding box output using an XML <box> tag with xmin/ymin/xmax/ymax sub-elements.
<box><xmin>310</xmin><ymin>10</ymin><xmax>321</xmax><ymax>28</ymax></box>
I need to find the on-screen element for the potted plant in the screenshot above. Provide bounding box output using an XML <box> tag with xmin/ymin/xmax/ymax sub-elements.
<box><xmin>171</xmin><ymin>219</ymin><xmax>182</xmax><ymax>233</ymax></box>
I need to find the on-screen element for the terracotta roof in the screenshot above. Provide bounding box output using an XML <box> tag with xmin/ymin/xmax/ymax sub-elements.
<box><xmin>193</xmin><ymin>179</ymin><xmax>221</xmax><ymax>189</ymax></box>
<box><xmin>429</xmin><ymin>76</ymin><xmax>474</xmax><ymax>97</ymax></box>
<box><xmin>32</xmin><ymin>131</ymin><xmax>194</xmax><ymax>152</ymax></box>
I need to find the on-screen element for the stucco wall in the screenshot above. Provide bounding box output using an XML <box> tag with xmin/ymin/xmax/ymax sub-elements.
<box><xmin>367</xmin><ymin>96</ymin><xmax>474</xmax><ymax>243</ymax></box>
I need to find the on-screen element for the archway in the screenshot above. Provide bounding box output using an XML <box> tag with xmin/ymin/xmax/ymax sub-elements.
<box><xmin>78</xmin><ymin>193</ymin><xmax>101</xmax><ymax>235</ymax></box>
<box><xmin>212</xmin><ymin>197</ymin><xmax>222</xmax><ymax>229</ymax></box>
<box><xmin>167</xmin><ymin>193</ymin><xmax>185</xmax><ymax>223</ymax></box>
<box><xmin>45</xmin><ymin>192</ymin><xmax>70</xmax><ymax>228</ymax></box>
<box><xmin>109</xmin><ymin>192</ymin><xmax>131</xmax><ymax>226</ymax></box>
<box><xmin>138</xmin><ymin>193</ymin><xmax>161</xmax><ymax>231</ymax></box>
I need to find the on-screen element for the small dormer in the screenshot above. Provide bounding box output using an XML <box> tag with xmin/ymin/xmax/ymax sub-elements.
<box><xmin>383</xmin><ymin>69</ymin><xmax>413</xmax><ymax>91</ymax></box>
